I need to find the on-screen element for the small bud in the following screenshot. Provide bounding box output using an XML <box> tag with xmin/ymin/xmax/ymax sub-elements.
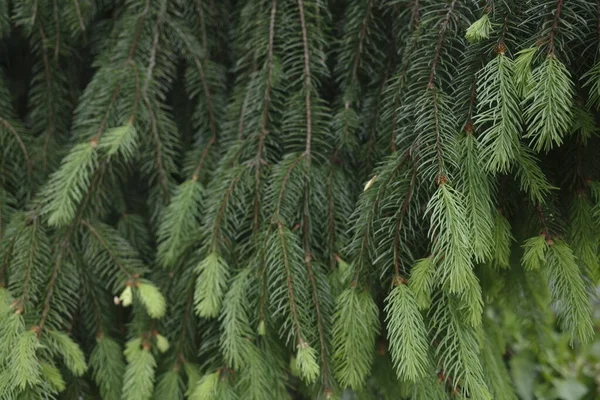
<box><xmin>363</xmin><ymin>175</ymin><xmax>377</xmax><ymax>191</ymax></box>
<box><xmin>156</xmin><ymin>334</ymin><xmax>170</xmax><ymax>353</ymax></box>
<box><xmin>119</xmin><ymin>285</ymin><xmax>133</xmax><ymax>307</ymax></box>
<box><xmin>113</xmin><ymin>296</ymin><xmax>120</xmax><ymax>305</ymax></box>
<box><xmin>289</xmin><ymin>355</ymin><xmax>300</xmax><ymax>377</ymax></box>
<box><xmin>257</xmin><ymin>320</ymin><xmax>266</xmax><ymax>336</ymax></box>
<box><xmin>392</xmin><ymin>275</ymin><xmax>407</xmax><ymax>286</ymax></box>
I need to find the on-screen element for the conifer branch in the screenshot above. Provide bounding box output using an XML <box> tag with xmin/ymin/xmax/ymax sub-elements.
<box><xmin>3</xmin><ymin>2</ymin><xmax>600</xmax><ymax>396</ymax></box>
<box><xmin>72</xmin><ymin>0</ymin><xmax>85</xmax><ymax>31</ymax></box>
<box><xmin>36</xmin><ymin>243</ymin><xmax>66</xmax><ymax>337</ymax></box>
<box><xmin>393</xmin><ymin>163</ymin><xmax>417</xmax><ymax>280</ymax></box>
<box><xmin>349</xmin><ymin>0</ymin><xmax>373</xmax><ymax>83</ymax></box>
<box><xmin>37</xmin><ymin>26</ymin><xmax>56</xmax><ymax>171</ymax></box>
<box><xmin>51</xmin><ymin>0</ymin><xmax>60</xmax><ymax>60</ymax></box>
<box><xmin>195</xmin><ymin>0</ymin><xmax>209</xmax><ymax>51</ymax></box>
<box><xmin>80</xmin><ymin>220</ymin><xmax>135</xmax><ymax>282</ymax></box>
<box><xmin>277</xmin><ymin>222</ymin><xmax>303</xmax><ymax>341</ymax></box>
<box><xmin>0</xmin><ymin>118</ymin><xmax>31</xmax><ymax>181</ymax></box>
<box><xmin>297</xmin><ymin>0</ymin><xmax>313</xmax><ymax>157</ymax></box>
<box><xmin>427</xmin><ymin>0</ymin><xmax>459</xmax><ymax>88</ymax></box>
<box><xmin>174</xmin><ymin>282</ymin><xmax>195</xmax><ymax>363</ymax></box>
<box><xmin>275</xmin><ymin>155</ymin><xmax>305</xmax><ymax>221</ymax></box>
<box><xmin>547</xmin><ymin>0</ymin><xmax>564</xmax><ymax>54</ymax></box>
<box><xmin>253</xmin><ymin>0</ymin><xmax>278</xmax><ymax>235</ymax></box>
<box><xmin>302</xmin><ymin>205</ymin><xmax>330</xmax><ymax>386</ymax></box>
<box><xmin>210</xmin><ymin>173</ymin><xmax>242</xmax><ymax>250</ymax></box>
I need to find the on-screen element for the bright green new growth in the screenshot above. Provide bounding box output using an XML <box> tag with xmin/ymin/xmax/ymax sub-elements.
<box><xmin>545</xmin><ymin>241</ymin><xmax>594</xmax><ymax>343</ymax></box>
<box><xmin>465</xmin><ymin>14</ymin><xmax>492</xmax><ymax>43</ymax></box>
<box><xmin>385</xmin><ymin>284</ymin><xmax>430</xmax><ymax>382</ymax></box>
<box><xmin>295</xmin><ymin>341</ymin><xmax>320</xmax><ymax>384</ymax></box>
<box><xmin>190</xmin><ymin>372</ymin><xmax>219</xmax><ymax>400</ymax></box>
<box><xmin>40</xmin><ymin>361</ymin><xmax>66</xmax><ymax>393</ymax></box>
<box><xmin>137</xmin><ymin>281</ymin><xmax>167</xmax><ymax>319</ymax></box>
<box><xmin>1</xmin><ymin>0</ymin><xmax>600</xmax><ymax>399</ymax></box>
<box><xmin>90</xmin><ymin>336</ymin><xmax>126</xmax><ymax>400</ymax></box>
<box><xmin>476</xmin><ymin>53</ymin><xmax>522</xmax><ymax>173</ymax></box>
<box><xmin>332</xmin><ymin>288</ymin><xmax>379</xmax><ymax>389</ymax></box>
<box><xmin>427</xmin><ymin>183</ymin><xmax>476</xmax><ymax>294</ymax></box>
<box><xmin>524</xmin><ymin>55</ymin><xmax>574</xmax><ymax>152</ymax></box>
<box><xmin>122</xmin><ymin>339</ymin><xmax>157</xmax><ymax>400</ymax></box>
<box><xmin>409</xmin><ymin>257</ymin><xmax>436</xmax><ymax>310</ymax></box>
<box><xmin>194</xmin><ymin>252</ymin><xmax>229</xmax><ymax>318</ymax></box>
<box><xmin>44</xmin><ymin>329</ymin><xmax>88</xmax><ymax>377</ymax></box>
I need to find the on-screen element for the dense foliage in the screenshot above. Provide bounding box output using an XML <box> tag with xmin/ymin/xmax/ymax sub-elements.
<box><xmin>1</xmin><ymin>0</ymin><xmax>600</xmax><ymax>399</ymax></box>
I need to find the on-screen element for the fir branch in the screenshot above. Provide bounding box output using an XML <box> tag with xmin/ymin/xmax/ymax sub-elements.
<box><xmin>298</xmin><ymin>0</ymin><xmax>314</xmax><ymax>157</ymax></box>
<box><xmin>332</xmin><ymin>288</ymin><xmax>379</xmax><ymax>389</ymax></box>
<box><xmin>385</xmin><ymin>282</ymin><xmax>430</xmax><ymax>382</ymax></box>
<box><xmin>547</xmin><ymin>0</ymin><xmax>564</xmax><ymax>55</ymax></box>
<box><xmin>427</xmin><ymin>0</ymin><xmax>459</xmax><ymax>89</ymax></box>
<box><xmin>0</xmin><ymin>118</ymin><xmax>32</xmax><ymax>181</ymax></box>
<box><xmin>35</xmin><ymin>242</ymin><xmax>67</xmax><ymax>337</ymax></box>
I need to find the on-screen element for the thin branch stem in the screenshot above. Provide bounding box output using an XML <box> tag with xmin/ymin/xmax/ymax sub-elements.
<box><xmin>548</xmin><ymin>0</ymin><xmax>564</xmax><ymax>55</ymax></box>
<box><xmin>427</xmin><ymin>0</ymin><xmax>458</xmax><ymax>88</ymax></box>
<box><xmin>297</xmin><ymin>0</ymin><xmax>313</xmax><ymax>157</ymax></box>
<box><xmin>0</xmin><ymin>118</ymin><xmax>32</xmax><ymax>181</ymax></box>
<box><xmin>277</xmin><ymin>222</ymin><xmax>302</xmax><ymax>341</ymax></box>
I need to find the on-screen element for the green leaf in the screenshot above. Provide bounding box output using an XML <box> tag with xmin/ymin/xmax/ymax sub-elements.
<box><xmin>554</xmin><ymin>378</ymin><xmax>588</xmax><ymax>400</ymax></box>
<box><xmin>457</xmin><ymin>133</ymin><xmax>494</xmax><ymax>262</ymax></box>
<box><xmin>220</xmin><ymin>268</ymin><xmax>254</xmax><ymax>369</ymax></box>
<box><xmin>510</xmin><ymin>354</ymin><xmax>536</xmax><ymax>400</ymax></box>
<box><xmin>120</xmin><ymin>285</ymin><xmax>133</xmax><ymax>307</ymax></box>
<box><xmin>430</xmin><ymin>294</ymin><xmax>491</xmax><ymax>399</ymax></box>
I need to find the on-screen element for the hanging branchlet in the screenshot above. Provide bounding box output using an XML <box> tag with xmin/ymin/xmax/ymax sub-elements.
<box><xmin>1</xmin><ymin>0</ymin><xmax>600</xmax><ymax>398</ymax></box>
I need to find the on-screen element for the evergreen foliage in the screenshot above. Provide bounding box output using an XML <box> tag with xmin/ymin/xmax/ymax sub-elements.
<box><xmin>0</xmin><ymin>0</ymin><xmax>599</xmax><ymax>399</ymax></box>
